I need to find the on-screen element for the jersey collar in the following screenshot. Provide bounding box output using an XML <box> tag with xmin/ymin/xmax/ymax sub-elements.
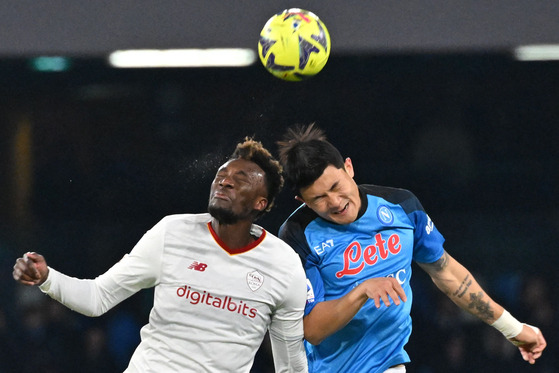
<box><xmin>207</xmin><ymin>222</ymin><xmax>266</xmax><ymax>255</ymax></box>
<box><xmin>356</xmin><ymin>185</ymin><xmax>368</xmax><ymax>220</ymax></box>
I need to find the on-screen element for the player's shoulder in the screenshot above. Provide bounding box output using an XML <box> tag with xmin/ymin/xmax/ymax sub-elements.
<box><xmin>267</xmin><ymin>232</ymin><xmax>295</xmax><ymax>253</ymax></box>
<box><xmin>281</xmin><ymin>203</ymin><xmax>319</xmax><ymax>232</ymax></box>
<box><xmin>257</xmin><ymin>225</ymin><xmax>304</xmax><ymax>263</ymax></box>
<box><xmin>154</xmin><ymin>213</ymin><xmax>211</xmax><ymax>230</ymax></box>
<box><xmin>360</xmin><ymin>184</ymin><xmax>425</xmax><ymax>214</ymax></box>
<box><xmin>360</xmin><ymin>184</ymin><xmax>415</xmax><ymax>201</ymax></box>
<box><xmin>277</xmin><ymin>205</ymin><xmax>319</xmax><ymax>262</ymax></box>
<box><xmin>259</xmin><ymin>225</ymin><xmax>299</xmax><ymax>253</ymax></box>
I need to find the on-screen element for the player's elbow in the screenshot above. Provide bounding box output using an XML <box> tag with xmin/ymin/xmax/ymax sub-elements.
<box><xmin>69</xmin><ymin>306</ymin><xmax>107</xmax><ymax>318</ymax></box>
<box><xmin>304</xmin><ymin>335</ymin><xmax>323</xmax><ymax>346</ymax></box>
<box><xmin>303</xmin><ymin>311</ymin><xmax>331</xmax><ymax>345</ymax></box>
<box><xmin>303</xmin><ymin>327</ymin><xmax>325</xmax><ymax>345</ymax></box>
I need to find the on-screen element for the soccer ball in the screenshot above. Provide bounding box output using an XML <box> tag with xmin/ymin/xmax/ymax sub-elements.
<box><xmin>258</xmin><ymin>9</ymin><xmax>331</xmax><ymax>81</ymax></box>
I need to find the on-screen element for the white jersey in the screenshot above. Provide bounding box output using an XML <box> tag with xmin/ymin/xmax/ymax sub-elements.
<box><xmin>39</xmin><ymin>213</ymin><xmax>308</xmax><ymax>372</ymax></box>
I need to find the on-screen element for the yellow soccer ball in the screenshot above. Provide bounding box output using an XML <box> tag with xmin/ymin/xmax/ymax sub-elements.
<box><xmin>258</xmin><ymin>9</ymin><xmax>331</xmax><ymax>81</ymax></box>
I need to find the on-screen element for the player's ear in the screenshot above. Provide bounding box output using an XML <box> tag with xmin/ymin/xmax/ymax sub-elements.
<box><xmin>295</xmin><ymin>195</ymin><xmax>305</xmax><ymax>203</ymax></box>
<box><xmin>254</xmin><ymin>197</ymin><xmax>268</xmax><ymax>212</ymax></box>
<box><xmin>344</xmin><ymin>157</ymin><xmax>355</xmax><ymax>178</ymax></box>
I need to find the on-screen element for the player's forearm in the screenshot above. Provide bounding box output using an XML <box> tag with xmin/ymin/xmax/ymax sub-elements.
<box><xmin>269</xmin><ymin>331</ymin><xmax>308</xmax><ymax>373</ymax></box>
<box><xmin>39</xmin><ymin>267</ymin><xmax>133</xmax><ymax>317</ymax></box>
<box><xmin>422</xmin><ymin>253</ymin><xmax>503</xmax><ymax>324</ymax></box>
<box><xmin>304</xmin><ymin>287</ymin><xmax>368</xmax><ymax>345</ymax></box>
<box><xmin>441</xmin><ymin>272</ymin><xmax>504</xmax><ymax>324</ymax></box>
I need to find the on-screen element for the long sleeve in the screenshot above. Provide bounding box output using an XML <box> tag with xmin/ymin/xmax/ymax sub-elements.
<box><xmin>268</xmin><ymin>260</ymin><xmax>308</xmax><ymax>373</ymax></box>
<box><xmin>39</xmin><ymin>220</ymin><xmax>165</xmax><ymax>317</ymax></box>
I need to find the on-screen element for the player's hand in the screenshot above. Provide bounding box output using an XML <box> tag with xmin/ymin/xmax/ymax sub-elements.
<box><xmin>12</xmin><ymin>252</ymin><xmax>49</xmax><ymax>286</ymax></box>
<box><xmin>361</xmin><ymin>277</ymin><xmax>407</xmax><ymax>308</ymax></box>
<box><xmin>509</xmin><ymin>324</ymin><xmax>547</xmax><ymax>364</ymax></box>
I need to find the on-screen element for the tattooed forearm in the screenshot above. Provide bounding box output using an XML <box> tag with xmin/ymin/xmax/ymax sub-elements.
<box><xmin>452</xmin><ymin>274</ymin><xmax>472</xmax><ymax>298</ymax></box>
<box><xmin>468</xmin><ymin>291</ymin><xmax>494</xmax><ymax>322</ymax></box>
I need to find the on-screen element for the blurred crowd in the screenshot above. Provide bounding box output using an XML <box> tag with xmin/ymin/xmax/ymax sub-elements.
<box><xmin>408</xmin><ymin>272</ymin><xmax>557</xmax><ymax>373</ymax></box>
<box><xmin>1</xmin><ymin>251</ymin><xmax>556</xmax><ymax>373</ymax></box>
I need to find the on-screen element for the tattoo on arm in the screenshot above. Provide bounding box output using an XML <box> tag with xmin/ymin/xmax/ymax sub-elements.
<box><xmin>429</xmin><ymin>251</ymin><xmax>450</xmax><ymax>272</ymax></box>
<box><xmin>468</xmin><ymin>291</ymin><xmax>494</xmax><ymax>322</ymax></box>
<box><xmin>452</xmin><ymin>274</ymin><xmax>472</xmax><ymax>298</ymax></box>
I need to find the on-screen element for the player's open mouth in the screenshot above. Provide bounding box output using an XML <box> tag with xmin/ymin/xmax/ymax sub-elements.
<box><xmin>333</xmin><ymin>202</ymin><xmax>349</xmax><ymax>215</ymax></box>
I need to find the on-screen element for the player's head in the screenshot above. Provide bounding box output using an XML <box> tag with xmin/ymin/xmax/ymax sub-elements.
<box><xmin>277</xmin><ymin>123</ymin><xmax>361</xmax><ymax>225</ymax></box>
<box><xmin>208</xmin><ymin>137</ymin><xmax>283</xmax><ymax>224</ymax></box>
<box><xmin>277</xmin><ymin>123</ymin><xmax>344</xmax><ymax>191</ymax></box>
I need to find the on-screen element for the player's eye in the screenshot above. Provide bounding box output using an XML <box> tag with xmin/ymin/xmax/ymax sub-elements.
<box><xmin>235</xmin><ymin>177</ymin><xmax>250</xmax><ymax>184</ymax></box>
<box><xmin>311</xmin><ymin>196</ymin><xmax>325</xmax><ymax>204</ymax></box>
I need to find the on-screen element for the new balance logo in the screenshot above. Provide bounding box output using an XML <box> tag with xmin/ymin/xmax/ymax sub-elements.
<box><xmin>188</xmin><ymin>261</ymin><xmax>208</xmax><ymax>272</ymax></box>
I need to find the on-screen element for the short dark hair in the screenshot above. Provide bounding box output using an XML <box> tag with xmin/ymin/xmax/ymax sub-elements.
<box><xmin>277</xmin><ymin>123</ymin><xmax>344</xmax><ymax>193</ymax></box>
<box><xmin>230</xmin><ymin>137</ymin><xmax>284</xmax><ymax>217</ymax></box>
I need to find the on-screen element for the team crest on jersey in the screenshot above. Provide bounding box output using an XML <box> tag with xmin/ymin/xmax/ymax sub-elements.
<box><xmin>377</xmin><ymin>205</ymin><xmax>394</xmax><ymax>225</ymax></box>
<box><xmin>246</xmin><ymin>270</ymin><xmax>264</xmax><ymax>291</ymax></box>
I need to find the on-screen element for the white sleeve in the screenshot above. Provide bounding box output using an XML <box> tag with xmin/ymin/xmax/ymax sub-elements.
<box><xmin>39</xmin><ymin>221</ymin><xmax>165</xmax><ymax>317</ymax></box>
<box><xmin>268</xmin><ymin>262</ymin><xmax>308</xmax><ymax>373</ymax></box>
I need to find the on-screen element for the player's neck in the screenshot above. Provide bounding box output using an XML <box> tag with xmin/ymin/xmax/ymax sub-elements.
<box><xmin>210</xmin><ymin>219</ymin><xmax>255</xmax><ymax>249</ymax></box>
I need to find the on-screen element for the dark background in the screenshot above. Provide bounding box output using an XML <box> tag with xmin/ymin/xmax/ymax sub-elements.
<box><xmin>1</xmin><ymin>2</ymin><xmax>558</xmax><ymax>372</ymax></box>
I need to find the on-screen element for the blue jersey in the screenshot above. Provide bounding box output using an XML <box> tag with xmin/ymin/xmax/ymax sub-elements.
<box><xmin>279</xmin><ymin>185</ymin><xmax>445</xmax><ymax>373</ymax></box>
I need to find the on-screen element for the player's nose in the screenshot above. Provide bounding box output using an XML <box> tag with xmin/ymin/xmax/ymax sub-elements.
<box><xmin>218</xmin><ymin>175</ymin><xmax>234</xmax><ymax>188</ymax></box>
<box><xmin>326</xmin><ymin>193</ymin><xmax>342</xmax><ymax>209</ymax></box>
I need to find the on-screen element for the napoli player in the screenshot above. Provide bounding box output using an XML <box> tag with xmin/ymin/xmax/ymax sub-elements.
<box><xmin>276</xmin><ymin>124</ymin><xmax>546</xmax><ymax>373</ymax></box>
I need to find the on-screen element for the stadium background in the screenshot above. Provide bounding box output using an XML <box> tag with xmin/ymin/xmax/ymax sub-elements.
<box><xmin>0</xmin><ymin>2</ymin><xmax>557</xmax><ymax>372</ymax></box>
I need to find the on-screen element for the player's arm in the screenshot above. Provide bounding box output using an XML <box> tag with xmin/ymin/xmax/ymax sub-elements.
<box><xmin>418</xmin><ymin>250</ymin><xmax>546</xmax><ymax>364</ymax></box>
<box><xmin>13</xmin><ymin>251</ymin><xmax>135</xmax><ymax>317</ymax></box>
<box><xmin>417</xmin><ymin>251</ymin><xmax>502</xmax><ymax>322</ymax></box>
<box><xmin>268</xmin><ymin>260</ymin><xmax>308</xmax><ymax>373</ymax></box>
<box><xmin>303</xmin><ymin>277</ymin><xmax>406</xmax><ymax>345</ymax></box>
<box><xmin>12</xmin><ymin>221</ymin><xmax>163</xmax><ymax>317</ymax></box>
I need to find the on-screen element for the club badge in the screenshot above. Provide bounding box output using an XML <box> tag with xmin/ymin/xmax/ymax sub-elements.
<box><xmin>377</xmin><ymin>205</ymin><xmax>394</xmax><ymax>225</ymax></box>
<box><xmin>247</xmin><ymin>270</ymin><xmax>264</xmax><ymax>291</ymax></box>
